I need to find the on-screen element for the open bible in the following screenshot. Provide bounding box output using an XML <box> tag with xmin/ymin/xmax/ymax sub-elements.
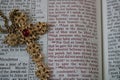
<box><xmin>0</xmin><ymin>0</ymin><xmax>119</xmax><ymax>80</ymax></box>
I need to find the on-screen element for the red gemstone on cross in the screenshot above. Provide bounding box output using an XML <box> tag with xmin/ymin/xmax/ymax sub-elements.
<box><xmin>22</xmin><ymin>29</ymin><xmax>30</xmax><ymax>37</ymax></box>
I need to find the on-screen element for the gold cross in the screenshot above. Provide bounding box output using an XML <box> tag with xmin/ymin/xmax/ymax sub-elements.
<box><xmin>0</xmin><ymin>9</ymin><xmax>50</xmax><ymax>80</ymax></box>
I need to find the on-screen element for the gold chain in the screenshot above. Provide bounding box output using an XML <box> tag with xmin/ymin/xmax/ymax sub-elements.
<box><xmin>0</xmin><ymin>9</ymin><xmax>50</xmax><ymax>80</ymax></box>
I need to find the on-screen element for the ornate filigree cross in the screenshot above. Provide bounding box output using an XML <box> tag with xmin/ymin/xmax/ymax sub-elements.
<box><xmin>0</xmin><ymin>9</ymin><xmax>50</xmax><ymax>80</ymax></box>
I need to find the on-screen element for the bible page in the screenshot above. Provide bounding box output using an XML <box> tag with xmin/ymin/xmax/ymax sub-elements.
<box><xmin>47</xmin><ymin>0</ymin><xmax>102</xmax><ymax>79</ymax></box>
<box><xmin>102</xmin><ymin>0</ymin><xmax>120</xmax><ymax>80</ymax></box>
